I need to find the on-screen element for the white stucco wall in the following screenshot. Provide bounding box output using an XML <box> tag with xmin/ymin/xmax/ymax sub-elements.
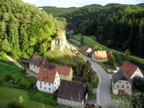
<box><xmin>58</xmin><ymin>98</ymin><xmax>84</xmax><ymax>108</ymax></box>
<box><xmin>86</xmin><ymin>48</ymin><xmax>92</xmax><ymax>53</ymax></box>
<box><xmin>29</xmin><ymin>63</ymin><xmax>40</xmax><ymax>73</ymax></box>
<box><xmin>131</xmin><ymin>68</ymin><xmax>143</xmax><ymax>79</ymax></box>
<box><xmin>112</xmin><ymin>80</ymin><xmax>131</xmax><ymax>95</ymax></box>
<box><xmin>36</xmin><ymin>72</ymin><xmax>60</xmax><ymax>94</ymax></box>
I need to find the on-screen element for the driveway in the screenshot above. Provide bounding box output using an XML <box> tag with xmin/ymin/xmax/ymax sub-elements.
<box><xmin>82</xmin><ymin>55</ymin><xmax>117</xmax><ymax>108</ymax></box>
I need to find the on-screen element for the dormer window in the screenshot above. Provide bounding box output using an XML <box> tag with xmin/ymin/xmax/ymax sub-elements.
<box><xmin>119</xmin><ymin>81</ymin><xmax>121</xmax><ymax>83</ymax></box>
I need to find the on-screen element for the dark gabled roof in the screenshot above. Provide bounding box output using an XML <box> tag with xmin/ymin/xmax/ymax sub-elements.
<box><xmin>112</xmin><ymin>69</ymin><xmax>132</xmax><ymax>84</ymax></box>
<box><xmin>58</xmin><ymin>80</ymin><xmax>88</xmax><ymax>102</ymax></box>
<box><xmin>30</xmin><ymin>55</ymin><xmax>44</xmax><ymax>66</ymax></box>
<box><xmin>19</xmin><ymin>59</ymin><xmax>30</xmax><ymax>64</ymax></box>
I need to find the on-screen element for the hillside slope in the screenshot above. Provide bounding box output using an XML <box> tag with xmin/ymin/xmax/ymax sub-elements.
<box><xmin>0</xmin><ymin>0</ymin><xmax>65</xmax><ymax>58</ymax></box>
<box><xmin>44</xmin><ymin>5</ymin><xmax>144</xmax><ymax>57</ymax></box>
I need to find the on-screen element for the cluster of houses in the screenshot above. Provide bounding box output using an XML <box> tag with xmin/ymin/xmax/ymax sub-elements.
<box><xmin>26</xmin><ymin>55</ymin><xmax>88</xmax><ymax>107</ymax></box>
<box><xmin>81</xmin><ymin>44</ymin><xmax>144</xmax><ymax>96</ymax></box>
<box><xmin>81</xmin><ymin>45</ymin><xmax>108</xmax><ymax>62</ymax></box>
<box><xmin>112</xmin><ymin>61</ymin><xmax>143</xmax><ymax>96</ymax></box>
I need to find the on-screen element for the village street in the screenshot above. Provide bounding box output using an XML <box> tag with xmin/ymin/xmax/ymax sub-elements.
<box><xmin>82</xmin><ymin>55</ymin><xmax>116</xmax><ymax>108</ymax></box>
<box><xmin>69</xmin><ymin>38</ymin><xmax>117</xmax><ymax>107</ymax></box>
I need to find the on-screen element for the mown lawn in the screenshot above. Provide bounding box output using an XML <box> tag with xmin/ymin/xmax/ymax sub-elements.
<box><xmin>74</xmin><ymin>34</ymin><xmax>110</xmax><ymax>51</ymax></box>
<box><xmin>0</xmin><ymin>87</ymin><xmax>55</xmax><ymax>108</ymax></box>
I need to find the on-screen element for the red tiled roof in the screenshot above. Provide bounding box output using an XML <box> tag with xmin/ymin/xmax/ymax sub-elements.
<box><xmin>81</xmin><ymin>45</ymin><xmax>90</xmax><ymax>53</ymax></box>
<box><xmin>38</xmin><ymin>60</ymin><xmax>56</xmax><ymax>83</ymax></box>
<box><xmin>120</xmin><ymin>61</ymin><xmax>138</xmax><ymax>77</ymax></box>
<box><xmin>94</xmin><ymin>51</ymin><xmax>108</xmax><ymax>60</ymax></box>
<box><xmin>55</xmin><ymin>65</ymin><xmax>71</xmax><ymax>75</ymax></box>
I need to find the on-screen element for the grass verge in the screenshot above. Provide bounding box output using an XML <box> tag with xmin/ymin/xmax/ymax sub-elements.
<box><xmin>0</xmin><ymin>87</ymin><xmax>55</xmax><ymax>108</ymax></box>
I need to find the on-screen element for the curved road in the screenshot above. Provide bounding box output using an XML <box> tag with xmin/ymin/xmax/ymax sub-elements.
<box><xmin>82</xmin><ymin>55</ymin><xmax>116</xmax><ymax>108</ymax></box>
<box><xmin>69</xmin><ymin>38</ymin><xmax>117</xmax><ymax>107</ymax></box>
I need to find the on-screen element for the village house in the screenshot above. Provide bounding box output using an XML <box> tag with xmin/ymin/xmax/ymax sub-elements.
<box><xmin>57</xmin><ymin>80</ymin><xmax>88</xmax><ymax>107</ymax></box>
<box><xmin>112</xmin><ymin>70</ymin><xmax>132</xmax><ymax>96</ymax></box>
<box><xmin>36</xmin><ymin>60</ymin><xmax>60</xmax><ymax>93</ymax></box>
<box><xmin>81</xmin><ymin>45</ymin><xmax>92</xmax><ymax>57</ymax></box>
<box><xmin>55</xmin><ymin>65</ymin><xmax>73</xmax><ymax>81</ymax></box>
<box><xmin>92</xmin><ymin>51</ymin><xmax>108</xmax><ymax>62</ymax></box>
<box><xmin>120</xmin><ymin>61</ymin><xmax>143</xmax><ymax>79</ymax></box>
<box><xmin>29</xmin><ymin>55</ymin><xmax>44</xmax><ymax>73</ymax></box>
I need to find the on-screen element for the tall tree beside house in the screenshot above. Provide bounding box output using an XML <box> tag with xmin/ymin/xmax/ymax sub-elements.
<box><xmin>132</xmin><ymin>76</ymin><xmax>144</xmax><ymax>96</ymax></box>
<box><xmin>0</xmin><ymin>0</ymin><xmax>65</xmax><ymax>58</ymax></box>
<box><xmin>108</xmin><ymin>52</ymin><xmax>115</xmax><ymax>65</ymax></box>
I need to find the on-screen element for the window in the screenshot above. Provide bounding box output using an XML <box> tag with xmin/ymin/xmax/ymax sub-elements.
<box><xmin>44</xmin><ymin>82</ymin><xmax>46</xmax><ymax>85</ymax></box>
<box><xmin>44</xmin><ymin>87</ymin><xmax>46</xmax><ymax>89</ymax></box>
<box><xmin>117</xmin><ymin>85</ymin><xmax>119</xmax><ymax>88</ymax></box>
<box><xmin>126</xmin><ymin>81</ymin><xmax>128</xmax><ymax>84</ymax></box>
<box><xmin>119</xmin><ymin>81</ymin><xmax>121</xmax><ymax>83</ymax></box>
<box><xmin>40</xmin><ymin>81</ymin><xmax>42</xmax><ymax>88</ymax></box>
<box><xmin>127</xmin><ymin>86</ymin><xmax>129</xmax><ymax>89</ymax></box>
<box><xmin>49</xmin><ymin>83</ymin><xmax>51</xmax><ymax>85</ymax></box>
<box><xmin>122</xmin><ymin>86</ymin><xmax>124</xmax><ymax>88</ymax></box>
<box><xmin>49</xmin><ymin>88</ymin><xmax>51</xmax><ymax>90</ymax></box>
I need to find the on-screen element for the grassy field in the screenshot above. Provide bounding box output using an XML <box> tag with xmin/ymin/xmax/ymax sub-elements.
<box><xmin>0</xmin><ymin>52</ymin><xmax>57</xmax><ymax>108</ymax></box>
<box><xmin>74</xmin><ymin>34</ymin><xmax>144</xmax><ymax>68</ymax></box>
<box><xmin>0</xmin><ymin>87</ymin><xmax>55</xmax><ymax>108</ymax></box>
<box><xmin>0</xmin><ymin>61</ymin><xmax>36</xmax><ymax>86</ymax></box>
<box><xmin>45</xmin><ymin>47</ymin><xmax>84</xmax><ymax>66</ymax></box>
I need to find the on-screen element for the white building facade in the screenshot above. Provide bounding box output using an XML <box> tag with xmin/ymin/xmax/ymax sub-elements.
<box><xmin>36</xmin><ymin>72</ymin><xmax>60</xmax><ymax>93</ymax></box>
<box><xmin>29</xmin><ymin>63</ymin><xmax>40</xmax><ymax>73</ymax></box>
<box><xmin>130</xmin><ymin>68</ymin><xmax>143</xmax><ymax>79</ymax></box>
<box><xmin>112</xmin><ymin>80</ymin><xmax>132</xmax><ymax>95</ymax></box>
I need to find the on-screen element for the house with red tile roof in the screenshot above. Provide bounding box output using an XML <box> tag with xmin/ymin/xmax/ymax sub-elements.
<box><xmin>57</xmin><ymin>80</ymin><xmax>88</xmax><ymax>107</ymax></box>
<box><xmin>92</xmin><ymin>51</ymin><xmax>108</xmax><ymax>62</ymax></box>
<box><xmin>36</xmin><ymin>60</ymin><xmax>60</xmax><ymax>93</ymax></box>
<box><xmin>81</xmin><ymin>45</ymin><xmax>92</xmax><ymax>56</ymax></box>
<box><xmin>55</xmin><ymin>65</ymin><xmax>73</xmax><ymax>81</ymax></box>
<box><xmin>120</xmin><ymin>61</ymin><xmax>143</xmax><ymax>79</ymax></box>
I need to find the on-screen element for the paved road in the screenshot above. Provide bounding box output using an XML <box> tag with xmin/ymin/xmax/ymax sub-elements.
<box><xmin>6</xmin><ymin>55</ymin><xmax>24</xmax><ymax>69</ymax></box>
<box><xmin>69</xmin><ymin>38</ymin><xmax>81</xmax><ymax>45</ymax></box>
<box><xmin>69</xmin><ymin>38</ymin><xmax>117</xmax><ymax>107</ymax></box>
<box><xmin>82</xmin><ymin>55</ymin><xmax>116</xmax><ymax>108</ymax></box>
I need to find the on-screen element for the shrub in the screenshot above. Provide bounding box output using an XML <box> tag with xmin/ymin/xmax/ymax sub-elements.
<box><xmin>4</xmin><ymin>74</ymin><xmax>13</xmax><ymax>81</ymax></box>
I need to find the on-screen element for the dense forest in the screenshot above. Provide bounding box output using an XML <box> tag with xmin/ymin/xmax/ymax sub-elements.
<box><xmin>0</xmin><ymin>0</ymin><xmax>65</xmax><ymax>58</ymax></box>
<box><xmin>43</xmin><ymin>4</ymin><xmax>144</xmax><ymax>57</ymax></box>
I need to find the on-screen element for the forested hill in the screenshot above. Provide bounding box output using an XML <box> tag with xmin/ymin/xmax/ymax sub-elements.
<box><xmin>43</xmin><ymin>4</ymin><xmax>144</xmax><ymax>57</ymax></box>
<box><xmin>0</xmin><ymin>0</ymin><xmax>65</xmax><ymax>58</ymax></box>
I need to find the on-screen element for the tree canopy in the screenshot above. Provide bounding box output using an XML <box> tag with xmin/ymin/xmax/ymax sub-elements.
<box><xmin>0</xmin><ymin>0</ymin><xmax>65</xmax><ymax>58</ymax></box>
<box><xmin>44</xmin><ymin>4</ymin><xmax>144</xmax><ymax>57</ymax></box>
